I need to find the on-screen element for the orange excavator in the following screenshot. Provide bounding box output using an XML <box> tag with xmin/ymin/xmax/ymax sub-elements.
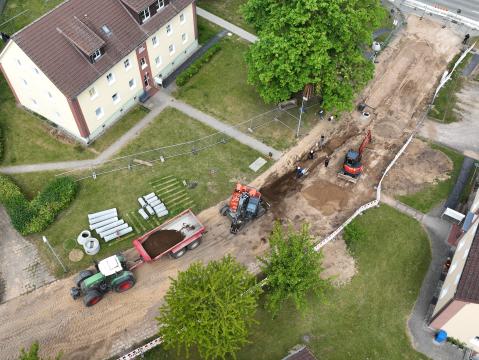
<box><xmin>220</xmin><ymin>183</ymin><xmax>270</xmax><ymax>234</ymax></box>
<box><xmin>337</xmin><ymin>130</ymin><xmax>372</xmax><ymax>183</ymax></box>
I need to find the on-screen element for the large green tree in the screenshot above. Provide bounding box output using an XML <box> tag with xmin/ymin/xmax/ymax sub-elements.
<box><xmin>260</xmin><ymin>223</ymin><xmax>329</xmax><ymax>316</ymax></box>
<box><xmin>242</xmin><ymin>0</ymin><xmax>386</xmax><ymax>111</ymax></box>
<box><xmin>157</xmin><ymin>256</ymin><xmax>261</xmax><ymax>359</ymax></box>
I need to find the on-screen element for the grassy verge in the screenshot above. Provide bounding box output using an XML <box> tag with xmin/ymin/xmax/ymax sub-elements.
<box><xmin>145</xmin><ymin>205</ymin><xmax>430</xmax><ymax>359</ymax></box>
<box><xmin>197</xmin><ymin>0</ymin><xmax>254</xmax><ymax>33</ymax></box>
<box><xmin>197</xmin><ymin>17</ymin><xmax>222</xmax><ymax>44</ymax></box>
<box><xmin>89</xmin><ymin>105</ymin><xmax>150</xmax><ymax>153</ymax></box>
<box><xmin>174</xmin><ymin>36</ymin><xmax>319</xmax><ymax>150</ymax></box>
<box><xmin>398</xmin><ymin>142</ymin><xmax>464</xmax><ymax>213</ymax></box>
<box><xmin>428</xmin><ymin>53</ymin><xmax>472</xmax><ymax>123</ymax></box>
<box><xmin>10</xmin><ymin>108</ymin><xmax>270</xmax><ymax>275</ymax></box>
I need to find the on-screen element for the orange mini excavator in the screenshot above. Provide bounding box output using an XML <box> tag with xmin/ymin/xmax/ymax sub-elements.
<box><xmin>338</xmin><ymin>130</ymin><xmax>372</xmax><ymax>183</ymax></box>
<box><xmin>220</xmin><ymin>183</ymin><xmax>270</xmax><ymax>234</ymax></box>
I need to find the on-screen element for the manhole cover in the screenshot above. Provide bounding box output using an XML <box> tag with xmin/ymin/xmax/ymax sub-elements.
<box><xmin>69</xmin><ymin>249</ymin><xmax>84</xmax><ymax>262</ymax></box>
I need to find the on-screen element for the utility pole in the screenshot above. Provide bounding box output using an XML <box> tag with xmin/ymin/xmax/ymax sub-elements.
<box><xmin>42</xmin><ymin>236</ymin><xmax>68</xmax><ymax>273</ymax></box>
<box><xmin>296</xmin><ymin>96</ymin><xmax>306</xmax><ymax>138</ymax></box>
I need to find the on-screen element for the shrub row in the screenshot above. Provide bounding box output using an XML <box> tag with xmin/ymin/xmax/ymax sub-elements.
<box><xmin>0</xmin><ymin>123</ymin><xmax>3</xmax><ymax>161</ymax></box>
<box><xmin>176</xmin><ymin>44</ymin><xmax>221</xmax><ymax>87</ymax></box>
<box><xmin>0</xmin><ymin>175</ymin><xmax>78</xmax><ymax>235</ymax></box>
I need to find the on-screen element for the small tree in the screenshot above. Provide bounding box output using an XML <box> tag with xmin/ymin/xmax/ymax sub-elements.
<box><xmin>260</xmin><ymin>223</ymin><xmax>329</xmax><ymax>316</ymax></box>
<box><xmin>157</xmin><ymin>256</ymin><xmax>261</xmax><ymax>359</ymax></box>
<box><xmin>18</xmin><ymin>342</ymin><xmax>60</xmax><ymax>360</ymax></box>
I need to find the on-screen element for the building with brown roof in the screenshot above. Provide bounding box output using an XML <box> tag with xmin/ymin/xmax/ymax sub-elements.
<box><xmin>430</xmin><ymin>191</ymin><xmax>479</xmax><ymax>351</ymax></box>
<box><xmin>0</xmin><ymin>0</ymin><xmax>199</xmax><ymax>142</ymax></box>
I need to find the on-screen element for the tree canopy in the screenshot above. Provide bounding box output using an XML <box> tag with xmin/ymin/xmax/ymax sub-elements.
<box><xmin>242</xmin><ymin>0</ymin><xmax>386</xmax><ymax>111</ymax></box>
<box><xmin>157</xmin><ymin>256</ymin><xmax>261</xmax><ymax>359</ymax></box>
<box><xmin>260</xmin><ymin>223</ymin><xmax>329</xmax><ymax>316</ymax></box>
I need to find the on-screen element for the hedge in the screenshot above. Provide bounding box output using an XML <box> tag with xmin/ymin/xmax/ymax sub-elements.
<box><xmin>0</xmin><ymin>123</ymin><xmax>3</xmax><ymax>161</ymax></box>
<box><xmin>176</xmin><ymin>44</ymin><xmax>221</xmax><ymax>87</ymax></box>
<box><xmin>0</xmin><ymin>175</ymin><xmax>78</xmax><ymax>234</ymax></box>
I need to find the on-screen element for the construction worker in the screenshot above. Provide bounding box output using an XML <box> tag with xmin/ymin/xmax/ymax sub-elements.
<box><xmin>463</xmin><ymin>33</ymin><xmax>470</xmax><ymax>45</ymax></box>
<box><xmin>317</xmin><ymin>109</ymin><xmax>324</xmax><ymax>120</ymax></box>
<box><xmin>296</xmin><ymin>166</ymin><xmax>305</xmax><ymax>178</ymax></box>
<box><xmin>308</xmin><ymin>149</ymin><xmax>314</xmax><ymax>160</ymax></box>
<box><xmin>328</xmin><ymin>115</ymin><xmax>334</xmax><ymax>122</ymax></box>
<box><xmin>325</xmin><ymin>156</ymin><xmax>330</xmax><ymax>167</ymax></box>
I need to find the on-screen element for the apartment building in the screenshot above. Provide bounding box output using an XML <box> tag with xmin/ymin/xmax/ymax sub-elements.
<box><xmin>0</xmin><ymin>0</ymin><xmax>198</xmax><ymax>142</ymax></box>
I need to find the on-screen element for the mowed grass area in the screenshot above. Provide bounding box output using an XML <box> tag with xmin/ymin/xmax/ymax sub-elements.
<box><xmin>10</xmin><ymin>108</ymin><xmax>270</xmax><ymax>275</ymax></box>
<box><xmin>428</xmin><ymin>53</ymin><xmax>472</xmax><ymax>124</ymax></box>
<box><xmin>197</xmin><ymin>17</ymin><xmax>222</xmax><ymax>44</ymax></box>
<box><xmin>145</xmin><ymin>205</ymin><xmax>430</xmax><ymax>360</ymax></box>
<box><xmin>398</xmin><ymin>142</ymin><xmax>464</xmax><ymax>213</ymax></box>
<box><xmin>174</xmin><ymin>37</ymin><xmax>320</xmax><ymax>150</ymax></box>
<box><xmin>197</xmin><ymin>0</ymin><xmax>254</xmax><ymax>33</ymax></box>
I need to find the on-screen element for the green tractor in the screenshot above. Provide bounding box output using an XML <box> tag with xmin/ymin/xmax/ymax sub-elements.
<box><xmin>70</xmin><ymin>254</ymin><xmax>136</xmax><ymax>307</ymax></box>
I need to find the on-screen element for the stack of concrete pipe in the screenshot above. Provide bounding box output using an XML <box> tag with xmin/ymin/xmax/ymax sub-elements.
<box><xmin>88</xmin><ymin>208</ymin><xmax>133</xmax><ymax>242</ymax></box>
<box><xmin>137</xmin><ymin>192</ymin><xmax>169</xmax><ymax>220</ymax></box>
<box><xmin>76</xmin><ymin>230</ymin><xmax>100</xmax><ymax>255</ymax></box>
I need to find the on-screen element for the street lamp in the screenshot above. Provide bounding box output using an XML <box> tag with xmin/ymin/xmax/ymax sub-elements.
<box><xmin>42</xmin><ymin>236</ymin><xmax>68</xmax><ymax>273</ymax></box>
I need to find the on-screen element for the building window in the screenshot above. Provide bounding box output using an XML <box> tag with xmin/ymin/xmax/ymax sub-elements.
<box><xmin>89</xmin><ymin>87</ymin><xmax>97</xmax><ymax>99</ymax></box>
<box><xmin>140</xmin><ymin>58</ymin><xmax>148</xmax><ymax>69</ymax></box>
<box><xmin>166</xmin><ymin>24</ymin><xmax>172</xmax><ymax>35</ymax></box>
<box><xmin>47</xmin><ymin>91</ymin><xmax>53</xmax><ymax>99</ymax></box>
<box><xmin>112</xmin><ymin>93</ymin><xmax>120</xmax><ymax>104</ymax></box>
<box><xmin>143</xmin><ymin>73</ymin><xmax>149</xmax><ymax>87</ymax></box>
<box><xmin>169</xmin><ymin>44</ymin><xmax>175</xmax><ymax>55</ymax></box>
<box><xmin>124</xmin><ymin>58</ymin><xmax>131</xmax><ymax>70</ymax></box>
<box><xmin>182</xmin><ymin>33</ymin><xmax>187</xmax><ymax>43</ymax></box>
<box><xmin>439</xmin><ymin>287</ymin><xmax>449</xmax><ymax>299</ymax></box>
<box><xmin>33</xmin><ymin>67</ymin><xmax>39</xmax><ymax>75</ymax></box>
<box><xmin>95</xmin><ymin>107</ymin><xmax>104</xmax><ymax>119</ymax></box>
<box><xmin>152</xmin><ymin>36</ymin><xmax>158</xmax><ymax>47</ymax></box>
<box><xmin>16</xmin><ymin>59</ymin><xmax>21</xmax><ymax>66</ymax></box>
<box><xmin>129</xmin><ymin>79</ymin><xmax>136</xmax><ymax>89</ymax></box>
<box><xmin>180</xmin><ymin>13</ymin><xmax>185</xmax><ymax>23</ymax></box>
<box><xmin>140</xmin><ymin>7</ymin><xmax>151</xmax><ymax>23</ymax></box>
<box><xmin>155</xmin><ymin>56</ymin><xmax>162</xmax><ymax>67</ymax></box>
<box><xmin>106</xmin><ymin>72</ymin><xmax>115</xmax><ymax>85</ymax></box>
<box><xmin>92</xmin><ymin>48</ymin><xmax>102</xmax><ymax>62</ymax></box>
<box><xmin>157</xmin><ymin>0</ymin><xmax>165</xmax><ymax>10</ymax></box>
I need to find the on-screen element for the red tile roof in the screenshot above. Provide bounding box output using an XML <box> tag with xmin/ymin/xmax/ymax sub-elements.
<box><xmin>122</xmin><ymin>0</ymin><xmax>156</xmax><ymax>13</ymax></box>
<box><xmin>11</xmin><ymin>0</ymin><xmax>193</xmax><ymax>98</ymax></box>
<box><xmin>456</xmin><ymin>224</ymin><xmax>479</xmax><ymax>303</ymax></box>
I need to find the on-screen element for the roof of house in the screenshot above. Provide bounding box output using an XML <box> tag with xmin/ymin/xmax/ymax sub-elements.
<box><xmin>456</xmin><ymin>224</ymin><xmax>479</xmax><ymax>302</ymax></box>
<box><xmin>282</xmin><ymin>346</ymin><xmax>318</xmax><ymax>360</ymax></box>
<box><xmin>122</xmin><ymin>0</ymin><xmax>157</xmax><ymax>12</ymax></box>
<box><xmin>9</xmin><ymin>0</ymin><xmax>193</xmax><ymax>99</ymax></box>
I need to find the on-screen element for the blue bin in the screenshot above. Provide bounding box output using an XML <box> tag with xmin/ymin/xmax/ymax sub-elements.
<box><xmin>435</xmin><ymin>330</ymin><xmax>448</xmax><ymax>343</ymax></box>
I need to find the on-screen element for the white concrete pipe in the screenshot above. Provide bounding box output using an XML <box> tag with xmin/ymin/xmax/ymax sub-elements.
<box><xmin>104</xmin><ymin>227</ymin><xmax>133</xmax><ymax>242</ymax></box>
<box><xmin>88</xmin><ymin>208</ymin><xmax>117</xmax><ymax>221</ymax></box>
<box><xmin>89</xmin><ymin>212</ymin><xmax>118</xmax><ymax>225</ymax></box>
<box><xmin>83</xmin><ymin>238</ymin><xmax>100</xmax><ymax>255</ymax></box>
<box><xmin>138</xmin><ymin>197</ymin><xmax>147</xmax><ymax>207</ymax></box>
<box><xmin>146</xmin><ymin>195</ymin><xmax>158</xmax><ymax>204</ymax></box>
<box><xmin>138</xmin><ymin>208</ymin><xmax>149</xmax><ymax>220</ymax></box>
<box><xmin>95</xmin><ymin>220</ymin><xmax>125</xmax><ymax>234</ymax></box>
<box><xmin>149</xmin><ymin>199</ymin><xmax>162</xmax><ymax>208</ymax></box>
<box><xmin>99</xmin><ymin>223</ymin><xmax>129</xmax><ymax>238</ymax></box>
<box><xmin>143</xmin><ymin>193</ymin><xmax>156</xmax><ymax>201</ymax></box>
<box><xmin>145</xmin><ymin>205</ymin><xmax>155</xmax><ymax>215</ymax></box>
<box><xmin>89</xmin><ymin>217</ymin><xmax>118</xmax><ymax>230</ymax></box>
<box><xmin>77</xmin><ymin>230</ymin><xmax>91</xmax><ymax>245</ymax></box>
<box><xmin>156</xmin><ymin>209</ymin><xmax>169</xmax><ymax>218</ymax></box>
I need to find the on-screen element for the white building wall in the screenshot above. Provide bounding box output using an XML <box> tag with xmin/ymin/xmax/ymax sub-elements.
<box><xmin>76</xmin><ymin>50</ymin><xmax>143</xmax><ymax>139</ymax></box>
<box><xmin>0</xmin><ymin>41</ymin><xmax>81</xmax><ymax>137</ymax></box>
<box><xmin>145</xmin><ymin>4</ymin><xmax>198</xmax><ymax>81</ymax></box>
<box><xmin>442</xmin><ymin>303</ymin><xmax>479</xmax><ymax>352</ymax></box>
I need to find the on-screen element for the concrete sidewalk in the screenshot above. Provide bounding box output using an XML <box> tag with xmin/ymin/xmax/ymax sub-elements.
<box><xmin>197</xmin><ymin>7</ymin><xmax>258</xmax><ymax>43</ymax></box>
<box><xmin>151</xmin><ymin>92</ymin><xmax>282</xmax><ymax>160</ymax></box>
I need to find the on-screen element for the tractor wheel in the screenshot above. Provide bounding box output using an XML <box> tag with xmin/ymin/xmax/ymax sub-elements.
<box><xmin>75</xmin><ymin>270</ymin><xmax>94</xmax><ymax>287</ymax></box>
<box><xmin>83</xmin><ymin>289</ymin><xmax>103</xmax><ymax>307</ymax></box>
<box><xmin>113</xmin><ymin>276</ymin><xmax>136</xmax><ymax>293</ymax></box>
<box><xmin>187</xmin><ymin>238</ymin><xmax>202</xmax><ymax>250</ymax></box>
<box><xmin>220</xmin><ymin>205</ymin><xmax>229</xmax><ymax>216</ymax></box>
<box><xmin>170</xmin><ymin>247</ymin><xmax>187</xmax><ymax>259</ymax></box>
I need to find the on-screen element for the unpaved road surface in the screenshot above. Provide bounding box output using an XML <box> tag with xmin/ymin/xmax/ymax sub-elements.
<box><xmin>0</xmin><ymin>16</ymin><xmax>460</xmax><ymax>360</ymax></box>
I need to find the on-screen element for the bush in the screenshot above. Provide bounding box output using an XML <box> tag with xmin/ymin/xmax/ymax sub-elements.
<box><xmin>343</xmin><ymin>221</ymin><xmax>366</xmax><ymax>254</ymax></box>
<box><xmin>0</xmin><ymin>175</ymin><xmax>78</xmax><ymax>234</ymax></box>
<box><xmin>0</xmin><ymin>123</ymin><xmax>3</xmax><ymax>161</ymax></box>
<box><xmin>176</xmin><ymin>44</ymin><xmax>221</xmax><ymax>86</ymax></box>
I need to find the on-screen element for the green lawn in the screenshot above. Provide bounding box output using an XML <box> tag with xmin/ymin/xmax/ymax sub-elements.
<box><xmin>197</xmin><ymin>0</ymin><xmax>254</xmax><ymax>33</ymax></box>
<box><xmin>89</xmin><ymin>105</ymin><xmax>150</xmax><ymax>153</ymax></box>
<box><xmin>398</xmin><ymin>142</ymin><xmax>464</xmax><ymax>213</ymax></box>
<box><xmin>9</xmin><ymin>108</ymin><xmax>270</xmax><ymax>275</ymax></box>
<box><xmin>197</xmin><ymin>17</ymin><xmax>222</xmax><ymax>45</ymax></box>
<box><xmin>174</xmin><ymin>36</ymin><xmax>320</xmax><ymax>150</ymax></box>
<box><xmin>145</xmin><ymin>205</ymin><xmax>430</xmax><ymax>360</ymax></box>
<box><xmin>428</xmin><ymin>53</ymin><xmax>472</xmax><ymax>124</ymax></box>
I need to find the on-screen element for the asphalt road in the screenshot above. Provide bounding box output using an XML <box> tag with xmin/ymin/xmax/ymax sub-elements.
<box><xmin>417</xmin><ymin>0</ymin><xmax>479</xmax><ymax>22</ymax></box>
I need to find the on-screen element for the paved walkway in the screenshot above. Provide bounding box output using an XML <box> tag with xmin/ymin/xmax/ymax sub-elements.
<box><xmin>381</xmin><ymin>196</ymin><xmax>466</xmax><ymax>359</ymax></box>
<box><xmin>197</xmin><ymin>7</ymin><xmax>258</xmax><ymax>43</ymax></box>
<box><xmin>148</xmin><ymin>92</ymin><xmax>282</xmax><ymax>160</ymax></box>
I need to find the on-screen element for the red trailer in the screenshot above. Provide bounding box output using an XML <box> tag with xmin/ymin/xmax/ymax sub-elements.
<box><xmin>133</xmin><ymin>209</ymin><xmax>205</xmax><ymax>261</ymax></box>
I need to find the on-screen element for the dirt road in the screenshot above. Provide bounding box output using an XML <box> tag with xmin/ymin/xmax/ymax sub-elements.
<box><xmin>0</xmin><ymin>16</ymin><xmax>460</xmax><ymax>360</ymax></box>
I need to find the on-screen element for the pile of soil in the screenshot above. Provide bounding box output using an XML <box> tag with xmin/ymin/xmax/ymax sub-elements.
<box><xmin>382</xmin><ymin>139</ymin><xmax>453</xmax><ymax>196</ymax></box>
<box><xmin>142</xmin><ymin>230</ymin><xmax>185</xmax><ymax>258</ymax></box>
<box><xmin>303</xmin><ymin>180</ymin><xmax>350</xmax><ymax>216</ymax></box>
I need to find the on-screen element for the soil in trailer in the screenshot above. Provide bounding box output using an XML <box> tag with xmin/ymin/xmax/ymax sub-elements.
<box><xmin>142</xmin><ymin>230</ymin><xmax>185</xmax><ymax>258</ymax></box>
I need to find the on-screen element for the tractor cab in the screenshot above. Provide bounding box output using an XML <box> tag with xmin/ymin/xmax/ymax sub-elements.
<box><xmin>245</xmin><ymin>196</ymin><xmax>260</xmax><ymax>218</ymax></box>
<box><xmin>98</xmin><ymin>255</ymin><xmax>125</xmax><ymax>276</ymax></box>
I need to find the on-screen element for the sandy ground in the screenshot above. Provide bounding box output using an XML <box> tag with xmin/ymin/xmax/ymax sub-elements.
<box><xmin>0</xmin><ymin>16</ymin><xmax>461</xmax><ymax>360</ymax></box>
<box><xmin>382</xmin><ymin>138</ymin><xmax>453</xmax><ymax>196</ymax></box>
